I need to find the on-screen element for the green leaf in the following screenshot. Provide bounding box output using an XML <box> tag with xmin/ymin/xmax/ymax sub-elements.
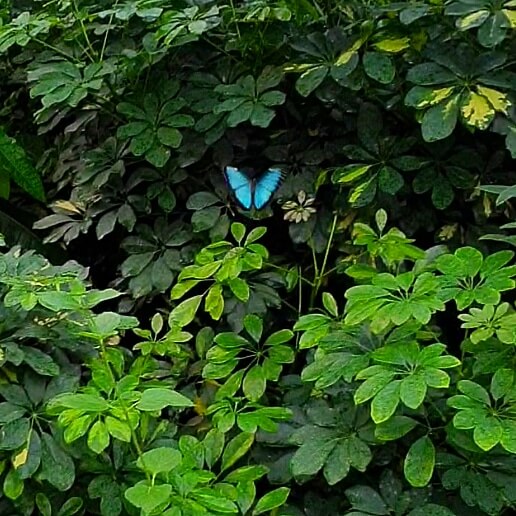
<box><xmin>221</xmin><ymin>432</ymin><xmax>254</xmax><ymax>471</ymax></box>
<box><xmin>224</xmin><ymin>465</ymin><xmax>268</xmax><ymax>483</ymax></box>
<box><xmin>354</xmin><ymin>371</ymin><xmax>396</xmax><ymax>404</ymax></box>
<box><xmin>501</xmin><ymin>420</ymin><xmax>516</xmax><ymax>453</ymax></box>
<box><xmin>458</xmin><ymin>380</ymin><xmax>491</xmax><ymax>405</ymax></box>
<box><xmin>227</xmin><ymin>101</ymin><xmax>254</xmax><ymax>126</ymax></box>
<box><xmin>0</xmin><ymin>128</ymin><xmax>45</xmax><ymax>201</ymax></box>
<box><xmin>125</xmin><ymin>483</ymin><xmax>172</xmax><ymax>514</ymax></box>
<box><xmin>204</xmin><ymin>428</ymin><xmax>225</xmax><ymax>468</ymax></box>
<box><xmin>478</xmin><ymin>12</ymin><xmax>506</xmax><ymax>47</ymax></box>
<box><xmin>205</xmin><ymin>284</ymin><xmax>224</xmax><ymax>320</ymax></box>
<box><xmin>52</xmin><ymin>393</ymin><xmax>109</xmax><ymax>412</ymax></box>
<box><xmin>363</xmin><ymin>52</ymin><xmax>395</xmax><ymax>84</ymax></box>
<box><xmin>291</xmin><ymin>431</ymin><xmax>336</xmax><ymax>478</ymax></box>
<box><xmin>375</xmin><ymin>416</ymin><xmax>418</xmax><ymax>441</ymax></box>
<box><xmin>322</xmin><ymin>292</ymin><xmax>338</xmax><ymax>316</ymax></box>
<box><xmin>296</xmin><ymin>66</ymin><xmax>328</xmax><ymax>97</ymax></box>
<box><xmin>371</xmin><ymin>380</ymin><xmax>401</xmax><ymax>423</ymax></box>
<box><xmin>243</xmin><ymin>227</ymin><xmax>266</xmax><ymax>247</ymax></box>
<box><xmin>105</xmin><ymin>416</ymin><xmax>131</xmax><ymax>442</ymax></box>
<box><xmin>253</xmin><ymin>487</ymin><xmax>290</xmax><ymax>515</ymax></box>
<box><xmin>39</xmin><ymin>432</ymin><xmax>75</xmax><ymax>491</ymax></box>
<box><xmin>244</xmin><ymin>314</ymin><xmax>263</xmax><ymax>343</ymax></box>
<box><xmin>264</xmin><ymin>329</ymin><xmax>294</xmax><ymax>346</ymax></box>
<box><xmin>169</xmin><ymin>295</ymin><xmax>203</xmax><ymax>328</ymax></box>
<box><xmin>21</xmin><ymin>347</ymin><xmax>59</xmax><ymax>376</ymax></box>
<box><xmin>231</xmin><ymin>222</ymin><xmax>246</xmax><ymax>243</ymax></box>
<box><xmin>137</xmin><ymin>447</ymin><xmax>182</xmax><ymax>475</ymax></box>
<box><xmin>36</xmin><ymin>493</ymin><xmax>52</xmax><ymax>516</ymax></box>
<box><xmin>228</xmin><ymin>277</ymin><xmax>250</xmax><ymax>302</ymax></box>
<box><xmin>323</xmin><ymin>440</ymin><xmax>350</xmax><ymax>485</ymax></box>
<box><xmin>87</xmin><ymin>420</ymin><xmax>110</xmax><ymax>454</ymax></box>
<box><xmin>192</xmin><ymin>206</ymin><xmax>221</xmax><ymax>232</ymax></box>
<box><xmin>3</xmin><ymin>468</ymin><xmax>23</xmax><ymax>500</ymax></box>
<box><xmin>400</xmin><ymin>374</ymin><xmax>427</xmax><ymax>409</ymax></box>
<box><xmin>57</xmin><ymin>497</ymin><xmax>83</xmax><ymax>516</ymax></box>
<box><xmin>187</xmin><ymin>191</ymin><xmax>221</xmax><ymax>209</ymax></box>
<box><xmin>491</xmin><ymin>368</ymin><xmax>514</xmax><ymax>400</ymax></box>
<box><xmin>137</xmin><ymin>388</ymin><xmax>193</xmax><ymax>411</ymax></box>
<box><xmin>250</xmin><ymin>104</ymin><xmax>275</xmax><ymax>127</ymax></box>
<box><xmin>404</xmin><ymin>436</ymin><xmax>435</xmax><ymax>487</ymax></box>
<box><xmin>64</xmin><ymin>414</ymin><xmax>93</xmax><ymax>443</ymax></box>
<box><xmin>473</xmin><ymin>416</ymin><xmax>502</xmax><ymax>451</ymax></box>
<box><xmin>345</xmin><ymin>485</ymin><xmax>389</xmax><ymax>515</ymax></box>
<box><xmin>243</xmin><ymin>365</ymin><xmax>266</xmax><ymax>402</ymax></box>
<box><xmin>378</xmin><ymin>166</ymin><xmax>404</xmax><ymax>194</ymax></box>
<box><xmin>421</xmin><ymin>96</ymin><xmax>459</xmax><ymax>142</ymax></box>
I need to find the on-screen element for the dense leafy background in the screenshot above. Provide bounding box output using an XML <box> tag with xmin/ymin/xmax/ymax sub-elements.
<box><xmin>1</xmin><ymin>0</ymin><xmax>516</xmax><ymax>514</ymax></box>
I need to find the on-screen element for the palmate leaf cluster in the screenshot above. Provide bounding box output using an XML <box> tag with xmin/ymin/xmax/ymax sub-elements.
<box><xmin>1</xmin><ymin>0</ymin><xmax>516</xmax><ymax>515</ymax></box>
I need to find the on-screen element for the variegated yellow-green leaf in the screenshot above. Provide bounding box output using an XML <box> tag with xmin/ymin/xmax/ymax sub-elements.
<box><xmin>503</xmin><ymin>8</ymin><xmax>516</xmax><ymax>28</ymax></box>
<box><xmin>477</xmin><ymin>85</ymin><xmax>511</xmax><ymax>114</ymax></box>
<box><xmin>12</xmin><ymin>448</ymin><xmax>28</xmax><ymax>469</ymax></box>
<box><xmin>405</xmin><ymin>86</ymin><xmax>456</xmax><ymax>109</ymax></box>
<box><xmin>335</xmin><ymin>50</ymin><xmax>358</xmax><ymax>66</ymax></box>
<box><xmin>283</xmin><ymin>63</ymin><xmax>313</xmax><ymax>73</ymax></box>
<box><xmin>460</xmin><ymin>91</ymin><xmax>495</xmax><ymax>130</ymax></box>
<box><xmin>372</xmin><ymin>37</ymin><xmax>410</xmax><ymax>53</ymax></box>
<box><xmin>349</xmin><ymin>176</ymin><xmax>377</xmax><ymax>207</ymax></box>
<box><xmin>332</xmin><ymin>164</ymin><xmax>373</xmax><ymax>184</ymax></box>
<box><xmin>456</xmin><ymin>10</ymin><xmax>490</xmax><ymax>30</ymax></box>
<box><xmin>421</xmin><ymin>95</ymin><xmax>459</xmax><ymax>142</ymax></box>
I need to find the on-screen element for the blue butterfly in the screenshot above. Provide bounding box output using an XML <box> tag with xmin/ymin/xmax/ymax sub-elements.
<box><xmin>224</xmin><ymin>166</ymin><xmax>283</xmax><ymax>210</ymax></box>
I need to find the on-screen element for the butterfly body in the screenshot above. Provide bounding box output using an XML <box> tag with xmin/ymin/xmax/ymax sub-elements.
<box><xmin>224</xmin><ymin>166</ymin><xmax>283</xmax><ymax>210</ymax></box>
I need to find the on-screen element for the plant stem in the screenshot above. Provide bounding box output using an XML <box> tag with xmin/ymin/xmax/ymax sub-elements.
<box><xmin>310</xmin><ymin>213</ymin><xmax>338</xmax><ymax>308</ymax></box>
<box><xmin>100</xmin><ymin>0</ymin><xmax>119</xmax><ymax>62</ymax></box>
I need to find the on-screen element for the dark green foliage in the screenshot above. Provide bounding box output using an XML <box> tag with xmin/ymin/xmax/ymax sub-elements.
<box><xmin>0</xmin><ymin>0</ymin><xmax>516</xmax><ymax>515</ymax></box>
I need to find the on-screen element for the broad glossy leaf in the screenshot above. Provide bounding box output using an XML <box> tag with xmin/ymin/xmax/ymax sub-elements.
<box><xmin>137</xmin><ymin>447</ymin><xmax>182</xmax><ymax>475</ymax></box>
<box><xmin>296</xmin><ymin>66</ymin><xmax>328</xmax><ymax>97</ymax></box>
<box><xmin>221</xmin><ymin>432</ymin><xmax>254</xmax><ymax>471</ymax></box>
<box><xmin>243</xmin><ymin>365</ymin><xmax>266</xmax><ymax>402</ymax></box>
<box><xmin>421</xmin><ymin>96</ymin><xmax>459</xmax><ymax>142</ymax></box>
<box><xmin>371</xmin><ymin>380</ymin><xmax>401</xmax><ymax>423</ymax></box>
<box><xmin>253</xmin><ymin>487</ymin><xmax>290</xmax><ymax>515</ymax></box>
<box><xmin>363</xmin><ymin>51</ymin><xmax>395</xmax><ymax>84</ymax></box>
<box><xmin>345</xmin><ymin>485</ymin><xmax>389</xmax><ymax>515</ymax></box>
<box><xmin>404</xmin><ymin>436</ymin><xmax>435</xmax><ymax>487</ymax></box>
<box><xmin>137</xmin><ymin>388</ymin><xmax>193</xmax><ymax>411</ymax></box>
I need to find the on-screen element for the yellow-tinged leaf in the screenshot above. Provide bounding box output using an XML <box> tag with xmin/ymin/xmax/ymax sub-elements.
<box><xmin>52</xmin><ymin>200</ymin><xmax>84</xmax><ymax>215</ymax></box>
<box><xmin>457</xmin><ymin>10</ymin><xmax>489</xmax><ymax>30</ymax></box>
<box><xmin>477</xmin><ymin>85</ymin><xmax>511</xmax><ymax>114</ymax></box>
<box><xmin>460</xmin><ymin>92</ymin><xmax>494</xmax><ymax>130</ymax></box>
<box><xmin>483</xmin><ymin>194</ymin><xmax>492</xmax><ymax>218</ymax></box>
<box><xmin>418</xmin><ymin>87</ymin><xmax>455</xmax><ymax>108</ymax></box>
<box><xmin>503</xmin><ymin>8</ymin><xmax>516</xmax><ymax>28</ymax></box>
<box><xmin>12</xmin><ymin>448</ymin><xmax>28</xmax><ymax>469</ymax></box>
<box><xmin>337</xmin><ymin>211</ymin><xmax>357</xmax><ymax>232</ymax></box>
<box><xmin>438</xmin><ymin>223</ymin><xmax>458</xmax><ymax>241</ymax></box>
<box><xmin>193</xmin><ymin>396</ymin><xmax>208</xmax><ymax>416</ymax></box>
<box><xmin>411</xmin><ymin>30</ymin><xmax>428</xmax><ymax>52</ymax></box>
<box><xmin>335</xmin><ymin>50</ymin><xmax>358</xmax><ymax>66</ymax></box>
<box><xmin>283</xmin><ymin>63</ymin><xmax>314</xmax><ymax>73</ymax></box>
<box><xmin>373</xmin><ymin>37</ymin><xmax>410</xmax><ymax>53</ymax></box>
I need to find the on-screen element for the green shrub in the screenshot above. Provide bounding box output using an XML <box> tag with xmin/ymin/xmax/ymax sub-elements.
<box><xmin>0</xmin><ymin>0</ymin><xmax>516</xmax><ymax>515</ymax></box>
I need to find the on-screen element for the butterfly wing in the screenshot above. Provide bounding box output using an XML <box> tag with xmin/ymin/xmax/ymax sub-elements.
<box><xmin>224</xmin><ymin>166</ymin><xmax>253</xmax><ymax>210</ymax></box>
<box><xmin>253</xmin><ymin>168</ymin><xmax>283</xmax><ymax>210</ymax></box>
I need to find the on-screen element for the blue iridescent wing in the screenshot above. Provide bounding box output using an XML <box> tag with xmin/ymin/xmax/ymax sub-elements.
<box><xmin>224</xmin><ymin>166</ymin><xmax>253</xmax><ymax>210</ymax></box>
<box><xmin>253</xmin><ymin>168</ymin><xmax>283</xmax><ymax>210</ymax></box>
